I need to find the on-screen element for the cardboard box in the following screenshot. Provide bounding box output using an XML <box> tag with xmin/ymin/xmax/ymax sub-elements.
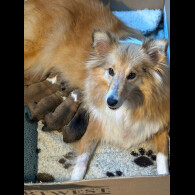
<box><xmin>24</xmin><ymin>0</ymin><xmax>170</xmax><ymax>194</ymax></box>
<box><xmin>24</xmin><ymin>176</ymin><xmax>170</xmax><ymax>195</ymax></box>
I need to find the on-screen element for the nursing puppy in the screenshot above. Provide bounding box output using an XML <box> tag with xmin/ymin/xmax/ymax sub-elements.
<box><xmin>24</xmin><ymin>0</ymin><xmax>169</xmax><ymax>180</ymax></box>
<box><xmin>42</xmin><ymin>89</ymin><xmax>83</xmax><ymax>131</ymax></box>
<box><xmin>62</xmin><ymin>104</ymin><xmax>89</xmax><ymax>143</ymax></box>
<box><xmin>24</xmin><ymin>73</ymin><xmax>62</xmax><ymax>105</ymax></box>
<box><xmin>26</xmin><ymin>90</ymin><xmax>69</xmax><ymax>121</ymax></box>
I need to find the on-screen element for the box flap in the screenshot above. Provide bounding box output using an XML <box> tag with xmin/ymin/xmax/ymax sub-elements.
<box><xmin>24</xmin><ymin>175</ymin><xmax>170</xmax><ymax>195</ymax></box>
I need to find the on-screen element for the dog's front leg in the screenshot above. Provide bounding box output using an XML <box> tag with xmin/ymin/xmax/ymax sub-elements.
<box><xmin>70</xmin><ymin>117</ymin><xmax>101</xmax><ymax>181</ymax></box>
<box><xmin>153</xmin><ymin>127</ymin><xmax>169</xmax><ymax>175</ymax></box>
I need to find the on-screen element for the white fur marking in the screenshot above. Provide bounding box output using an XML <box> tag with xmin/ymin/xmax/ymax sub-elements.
<box><xmin>104</xmin><ymin>71</ymin><xmax>111</xmax><ymax>86</ymax></box>
<box><xmin>105</xmin><ymin>82</ymin><xmax>119</xmax><ymax>104</ymax></box>
<box><xmin>71</xmin><ymin>92</ymin><xmax>78</xmax><ymax>102</ymax></box>
<box><xmin>156</xmin><ymin>152</ymin><xmax>169</xmax><ymax>175</ymax></box>
<box><xmin>46</xmin><ymin>75</ymin><xmax>57</xmax><ymax>84</ymax></box>
<box><xmin>154</xmin><ymin>71</ymin><xmax>162</xmax><ymax>83</ymax></box>
<box><xmin>71</xmin><ymin>153</ymin><xmax>89</xmax><ymax>181</ymax></box>
<box><xmin>89</xmin><ymin>103</ymin><xmax>162</xmax><ymax>149</ymax></box>
<box><xmin>61</xmin><ymin>96</ymin><xmax>66</xmax><ymax>101</ymax></box>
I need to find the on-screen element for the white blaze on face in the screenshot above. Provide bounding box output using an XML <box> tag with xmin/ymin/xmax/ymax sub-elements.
<box><xmin>156</xmin><ymin>152</ymin><xmax>169</xmax><ymax>175</ymax></box>
<box><xmin>105</xmin><ymin>81</ymin><xmax>119</xmax><ymax>105</ymax></box>
<box><xmin>71</xmin><ymin>91</ymin><xmax>78</xmax><ymax>102</ymax></box>
<box><xmin>46</xmin><ymin>75</ymin><xmax>57</xmax><ymax>84</ymax></box>
<box><xmin>104</xmin><ymin>70</ymin><xmax>112</xmax><ymax>86</ymax></box>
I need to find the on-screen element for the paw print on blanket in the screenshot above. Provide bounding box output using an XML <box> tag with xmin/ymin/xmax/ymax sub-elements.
<box><xmin>58</xmin><ymin>152</ymin><xmax>76</xmax><ymax>169</ymax></box>
<box><xmin>106</xmin><ymin>170</ymin><xmax>123</xmax><ymax>177</ymax></box>
<box><xmin>131</xmin><ymin>148</ymin><xmax>156</xmax><ymax>167</ymax></box>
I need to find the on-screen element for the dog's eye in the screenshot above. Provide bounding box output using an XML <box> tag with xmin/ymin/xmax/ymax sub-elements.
<box><xmin>108</xmin><ymin>68</ymin><xmax>114</xmax><ymax>76</ymax></box>
<box><xmin>127</xmin><ymin>72</ymin><xmax>136</xmax><ymax>80</ymax></box>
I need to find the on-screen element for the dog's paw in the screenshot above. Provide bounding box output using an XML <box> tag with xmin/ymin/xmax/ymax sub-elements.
<box><xmin>131</xmin><ymin>148</ymin><xmax>156</xmax><ymax>167</ymax></box>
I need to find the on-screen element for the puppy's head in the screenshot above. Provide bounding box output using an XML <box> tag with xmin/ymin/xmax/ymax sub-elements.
<box><xmin>86</xmin><ymin>30</ymin><xmax>169</xmax><ymax>110</ymax></box>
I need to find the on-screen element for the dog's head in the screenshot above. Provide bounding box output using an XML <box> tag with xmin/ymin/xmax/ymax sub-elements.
<box><xmin>85</xmin><ymin>30</ymin><xmax>169</xmax><ymax>110</ymax></box>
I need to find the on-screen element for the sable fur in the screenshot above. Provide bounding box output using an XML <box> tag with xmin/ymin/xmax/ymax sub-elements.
<box><xmin>24</xmin><ymin>0</ymin><xmax>144</xmax><ymax>89</ymax></box>
<box><xmin>83</xmin><ymin>34</ymin><xmax>170</xmax><ymax>149</ymax></box>
<box><xmin>70</xmin><ymin>32</ymin><xmax>170</xmax><ymax>180</ymax></box>
<box><xmin>42</xmin><ymin>89</ymin><xmax>82</xmax><ymax>131</ymax></box>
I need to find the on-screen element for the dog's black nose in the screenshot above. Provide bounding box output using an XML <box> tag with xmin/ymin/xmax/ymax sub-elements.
<box><xmin>107</xmin><ymin>96</ymin><xmax>118</xmax><ymax>107</ymax></box>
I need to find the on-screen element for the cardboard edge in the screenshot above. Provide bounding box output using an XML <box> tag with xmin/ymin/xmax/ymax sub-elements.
<box><xmin>24</xmin><ymin>175</ymin><xmax>170</xmax><ymax>187</ymax></box>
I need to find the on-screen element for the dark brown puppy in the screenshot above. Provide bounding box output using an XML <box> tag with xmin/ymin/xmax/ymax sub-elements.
<box><xmin>62</xmin><ymin>104</ymin><xmax>89</xmax><ymax>143</ymax></box>
<box><xmin>42</xmin><ymin>89</ymin><xmax>83</xmax><ymax>131</ymax></box>
<box><xmin>24</xmin><ymin>73</ymin><xmax>62</xmax><ymax>105</ymax></box>
<box><xmin>26</xmin><ymin>90</ymin><xmax>70</xmax><ymax>121</ymax></box>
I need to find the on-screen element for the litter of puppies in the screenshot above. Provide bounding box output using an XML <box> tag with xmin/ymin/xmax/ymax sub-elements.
<box><xmin>24</xmin><ymin>73</ymin><xmax>89</xmax><ymax>143</ymax></box>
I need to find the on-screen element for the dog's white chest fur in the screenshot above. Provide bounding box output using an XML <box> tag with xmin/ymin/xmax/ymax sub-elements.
<box><xmin>90</xmin><ymin>103</ymin><xmax>161</xmax><ymax>148</ymax></box>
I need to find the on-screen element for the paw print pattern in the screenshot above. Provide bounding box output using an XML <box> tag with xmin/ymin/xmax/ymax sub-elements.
<box><xmin>106</xmin><ymin>170</ymin><xmax>123</xmax><ymax>177</ymax></box>
<box><xmin>58</xmin><ymin>152</ymin><xmax>75</xmax><ymax>169</ymax></box>
<box><xmin>131</xmin><ymin>148</ymin><xmax>156</xmax><ymax>167</ymax></box>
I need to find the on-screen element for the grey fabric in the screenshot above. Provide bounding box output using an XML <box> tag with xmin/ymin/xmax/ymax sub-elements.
<box><xmin>24</xmin><ymin>106</ymin><xmax>38</xmax><ymax>183</ymax></box>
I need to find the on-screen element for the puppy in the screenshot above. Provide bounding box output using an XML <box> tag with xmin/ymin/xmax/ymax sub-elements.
<box><xmin>42</xmin><ymin>89</ymin><xmax>83</xmax><ymax>131</ymax></box>
<box><xmin>62</xmin><ymin>104</ymin><xmax>89</xmax><ymax>143</ymax></box>
<box><xmin>24</xmin><ymin>73</ymin><xmax>62</xmax><ymax>105</ymax></box>
<box><xmin>26</xmin><ymin>90</ymin><xmax>70</xmax><ymax>121</ymax></box>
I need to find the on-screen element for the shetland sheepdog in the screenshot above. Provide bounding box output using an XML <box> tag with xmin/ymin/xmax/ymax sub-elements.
<box><xmin>24</xmin><ymin>0</ymin><xmax>170</xmax><ymax>180</ymax></box>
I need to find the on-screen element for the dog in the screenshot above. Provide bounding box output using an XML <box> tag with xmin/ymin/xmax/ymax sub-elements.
<box><xmin>70</xmin><ymin>33</ymin><xmax>170</xmax><ymax>180</ymax></box>
<box><xmin>24</xmin><ymin>0</ymin><xmax>144</xmax><ymax>87</ymax></box>
<box><xmin>24</xmin><ymin>0</ymin><xmax>170</xmax><ymax>180</ymax></box>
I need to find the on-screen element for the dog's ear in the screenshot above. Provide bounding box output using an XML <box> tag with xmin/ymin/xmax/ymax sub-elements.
<box><xmin>142</xmin><ymin>39</ymin><xmax>168</xmax><ymax>63</ymax></box>
<box><xmin>92</xmin><ymin>29</ymin><xmax>117</xmax><ymax>55</ymax></box>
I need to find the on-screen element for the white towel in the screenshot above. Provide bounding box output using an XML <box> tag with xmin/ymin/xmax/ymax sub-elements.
<box><xmin>113</xmin><ymin>9</ymin><xmax>163</xmax><ymax>35</ymax></box>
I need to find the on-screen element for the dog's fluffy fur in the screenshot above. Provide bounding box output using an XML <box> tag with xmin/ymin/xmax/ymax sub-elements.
<box><xmin>24</xmin><ymin>0</ymin><xmax>144</xmax><ymax>87</ymax></box>
<box><xmin>24</xmin><ymin>0</ymin><xmax>170</xmax><ymax>180</ymax></box>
